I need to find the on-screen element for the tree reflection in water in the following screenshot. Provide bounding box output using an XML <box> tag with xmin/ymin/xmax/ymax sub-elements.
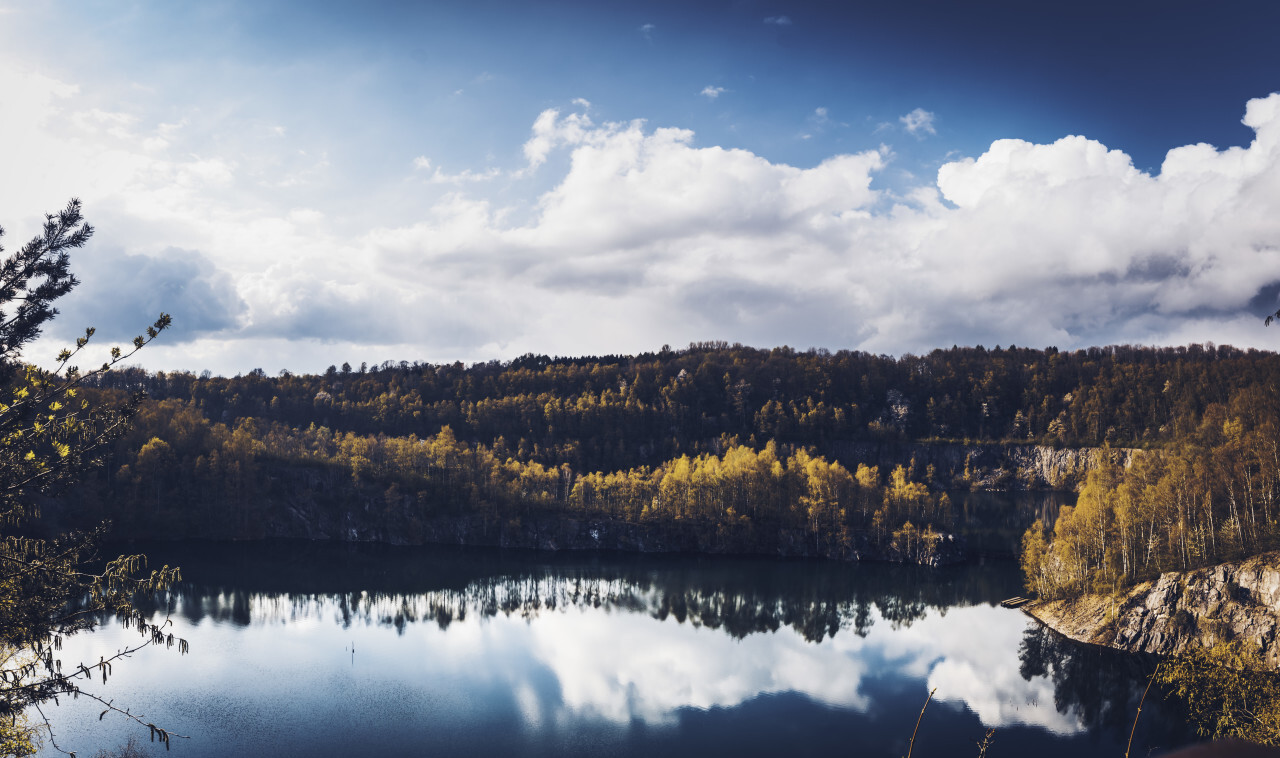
<box><xmin>121</xmin><ymin>539</ymin><xmax>1024</xmax><ymax>642</ymax></box>
<box><xmin>1018</xmin><ymin>623</ymin><xmax>1196</xmax><ymax>752</ymax></box>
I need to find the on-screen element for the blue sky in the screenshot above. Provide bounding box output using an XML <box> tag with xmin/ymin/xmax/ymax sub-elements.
<box><xmin>2</xmin><ymin>0</ymin><xmax>1279</xmax><ymax>375</ymax></box>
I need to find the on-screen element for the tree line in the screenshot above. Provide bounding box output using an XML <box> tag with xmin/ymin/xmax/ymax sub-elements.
<box><xmin>68</xmin><ymin>395</ymin><xmax>956</xmax><ymax>563</ymax></box>
<box><xmin>85</xmin><ymin>341</ymin><xmax>1280</xmax><ymax>475</ymax></box>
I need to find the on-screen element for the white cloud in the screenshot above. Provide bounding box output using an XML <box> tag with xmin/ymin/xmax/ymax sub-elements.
<box><xmin>363</xmin><ymin>94</ymin><xmax>1280</xmax><ymax>363</ymax></box>
<box><xmin>412</xmin><ymin>156</ymin><xmax>500</xmax><ymax>184</ymax></box>
<box><xmin>507</xmin><ymin>110</ymin><xmax>883</xmax><ymax>255</ymax></box>
<box><xmin>900</xmin><ymin>107</ymin><xmax>937</xmax><ymax>137</ymax></box>
<box><xmin>520</xmin><ymin>107</ymin><xmax>596</xmax><ymax>171</ymax></box>
<box><xmin>431</xmin><ymin>167</ymin><xmax>502</xmax><ymax>185</ymax></box>
<box><xmin>524</xmin><ymin>607</ymin><xmax>871</xmax><ymax>723</ymax></box>
<box><xmin>639</xmin><ymin>22</ymin><xmax>655</xmax><ymax>38</ymax></box>
<box><xmin>700</xmin><ymin>85</ymin><xmax>727</xmax><ymax>99</ymax></box>
<box><xmin>6</xmin><ymin>50</ymin><xmax>1280</xmax><ymax>375</ymax></box>
<box><xmin>764</xmin><ymin>16</ymin><xmax>792</xmax><ymax>25</ymax></box>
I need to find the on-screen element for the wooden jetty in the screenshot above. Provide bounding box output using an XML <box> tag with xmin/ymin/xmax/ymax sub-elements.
<box><xmin>1000</xmin><ymin>596</ymin><xmax>1032</xmax><ymax>608</ymax></box>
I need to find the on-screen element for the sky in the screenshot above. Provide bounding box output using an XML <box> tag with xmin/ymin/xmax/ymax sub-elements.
<box><xmin>2</xmin><ymin>0</ymin><xmax>1280</xmax><ymax>376</ymax></box>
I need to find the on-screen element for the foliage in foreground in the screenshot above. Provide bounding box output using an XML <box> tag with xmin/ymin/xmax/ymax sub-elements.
<box><xmin>1158</xmin><ymin>642</ymin><xmax>1280</xmax><ymax>744</ymax></box>
<box><xmin>92</xmin><ymin>735</ymin><xmax>154</xmax><ymax>758</ymax></box>
<box><xmin>0</xmin><ymin>202</ymin><xmax>178</xmax><ymax>754</ymax></box>
<box><xmin>0</xmin><ymin>650</ymin><xmax>39</xmax><ymax>756</ymax></box>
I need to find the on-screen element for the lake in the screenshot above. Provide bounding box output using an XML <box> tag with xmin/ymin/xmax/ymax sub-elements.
<box><xmin>38</xmin><ymin>539</ymin><xmax>1195</xmax><ymax>757</ymax></box>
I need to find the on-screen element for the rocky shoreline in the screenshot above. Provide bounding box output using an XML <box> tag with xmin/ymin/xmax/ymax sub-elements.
<box><xmin>1023</xmin><ymin>552</ymin><xmax>1280</xmax><ymax>669</ymax></box>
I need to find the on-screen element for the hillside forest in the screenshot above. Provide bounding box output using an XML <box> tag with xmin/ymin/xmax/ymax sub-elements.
<box><xmin>35</xmin><ymin>342</ymin><xmax>1280</xmax><ymax>571</ymax></box>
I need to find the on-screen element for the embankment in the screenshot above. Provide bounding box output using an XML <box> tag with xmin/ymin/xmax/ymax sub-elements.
<box><xmin>1025</xmin><ymin>552</ymin><xmax>1280</xmax><ymax>669</ymax></box>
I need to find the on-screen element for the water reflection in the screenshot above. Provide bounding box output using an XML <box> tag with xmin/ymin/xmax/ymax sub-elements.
<box><xmin>132</xmin><ymin>540</ymin><xmax>1022</xmax><ymax>642</ymax></box>
<box><xmin>42</xmin><ymin>542</ymin><xmax>1194</xmax><ymax>758</ymax></box>
<box><xmin>951</xmin><ymin>490</ymin><xmax>1076</xmax><ymax>554</ymax></box>
<box><xmin>1017</xmin><ymin>623</ymin><xmax>1193</xmax><ymax>750</ymax></box>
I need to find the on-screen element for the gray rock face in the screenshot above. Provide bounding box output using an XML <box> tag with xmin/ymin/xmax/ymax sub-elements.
<box><xmin>1027</xmin><ymin>552</ymin><xmax>1280</xmax><ymax>669</ymax></box>
<box><xmin>829</xmin><ymin>441</ymin><xmax>1134</xmax><ymax>490</ymax></box>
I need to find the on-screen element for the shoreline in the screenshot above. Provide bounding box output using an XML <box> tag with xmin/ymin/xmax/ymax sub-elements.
<box><xmin>1022</xmin><ymin>552</ymin><xmax>1280</xmax><ymax>669</ymax></box>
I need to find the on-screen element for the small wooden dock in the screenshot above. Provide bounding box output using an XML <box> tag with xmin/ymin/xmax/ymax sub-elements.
<box><xmin>1000</xmin><ymin>596</ymin><xmax>1033</xmax><ymax>608</ymax></box>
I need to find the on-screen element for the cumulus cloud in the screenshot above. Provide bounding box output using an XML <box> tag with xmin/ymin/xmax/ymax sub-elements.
<box><xmin>520</xmin><ymin>107</ymin><xmax>594</xmax><ymax>171</ymax></box>
<box><xmin>509</xmin><ymin>110</ymin><xmax>883</xmax><ymax>254</ymax></box>
<box><xmin>899</xmin><ymin>107</ymin><xmax>936</xmax><ymax>136</ymax></box>
<box><xmin>365</xmin><ymin>93</ymin><xmax>1280</xmax><ymax>362</ymax></box>
<box><xmin>700</xmin><ymin>85</ymin><xmax>727</xmax><ymax>99</ymax></box>
<box><xmin>7</xmin><ymin>51</ymin><xmax>1280</xmax><ymax>375</ymax></box>
<box><xmin>53</xmin><ymin>246</ymin><xmax>246</xmax><ymax>344</ymax></box>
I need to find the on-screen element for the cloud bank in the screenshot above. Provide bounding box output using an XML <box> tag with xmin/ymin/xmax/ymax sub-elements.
<box><xmin>361</xmin><ymin>96</ymin><xmax>1280</xmax><ymax>362</ymax></box>
<box><xmin>4</xmin><ymin>55</ymin><xmax>1279</xmax><ymax>374</ymax></box>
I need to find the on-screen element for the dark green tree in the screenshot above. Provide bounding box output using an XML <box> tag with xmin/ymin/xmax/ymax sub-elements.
<box><xmin>0</xmin><ymin>201</ymin><xmax>177</xmax><ymax>755</ymax></box>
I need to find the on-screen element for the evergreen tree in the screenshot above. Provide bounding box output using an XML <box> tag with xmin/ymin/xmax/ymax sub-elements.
<box><xmin>0</xmin><ymin>201</ymin><xmax>177</xmax><ymax>754</ymax></box>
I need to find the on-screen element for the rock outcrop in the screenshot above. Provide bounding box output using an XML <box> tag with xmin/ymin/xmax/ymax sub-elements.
<box><xmin>1025</xmin><ymin>552</ymin><xmax>1280</xmax><ymax>669</ymax></box>
<box><xmin>829</xmin><ymin>441</ymin><xmax>1134</xmax><ymax>490</ymax></box>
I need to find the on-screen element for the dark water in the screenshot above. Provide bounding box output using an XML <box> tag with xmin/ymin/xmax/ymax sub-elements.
<box><xmin>39</xmin><ymin>540</ymin><xmax>1195</xmax><ymax>757</ymax></box>
<box><xmin>951</xmin><ymin>490</ymin><xmax>1076</xmax><ymax>555</ymax></box>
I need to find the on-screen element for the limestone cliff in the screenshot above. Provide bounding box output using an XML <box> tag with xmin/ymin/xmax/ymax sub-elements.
<box><xmin>1025</xmin><ymin>552</ymin><xmax>1280</xmax><ymax>669</ymax></box>
<box><xmin>829</xmin><ymin>441</ymin><xmax>1134</xmax><ymax>490</ymax></box>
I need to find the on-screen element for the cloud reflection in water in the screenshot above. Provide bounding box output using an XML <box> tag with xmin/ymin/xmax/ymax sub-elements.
<box><xmin>42</xmin><ymin>542</ymin><xmax>1191</xmax><ymax>758</ymax></box>
<box><xmin>226</xmin><ymin>585</ymin><xmax>1084</xmax><ymax>734</ymax></box>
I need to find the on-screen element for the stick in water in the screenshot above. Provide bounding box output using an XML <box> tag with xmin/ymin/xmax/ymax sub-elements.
<box><xmin>1126</xmin><ymin>664</ymin><xmax>1160</xmax><ymax>758</ymax></box>
<box><xmin>906</xmin><ymin>687</ymin><xmax>936</xmax><ymax>758</ymax></box>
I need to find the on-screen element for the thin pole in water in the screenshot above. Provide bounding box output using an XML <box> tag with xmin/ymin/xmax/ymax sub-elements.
<box><xmin>906</xmin><ymin>687</ymin><xmax>936</xmax><ymax>758</ymax></box>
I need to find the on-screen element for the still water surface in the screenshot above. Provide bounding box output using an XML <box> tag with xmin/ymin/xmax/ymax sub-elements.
<box><xmin>41</xmin><ymin>540</ymin><xmax>1194</xmax><ymax>757</ymax></box>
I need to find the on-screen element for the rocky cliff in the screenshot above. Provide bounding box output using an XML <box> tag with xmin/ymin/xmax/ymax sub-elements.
<box><xmin>1025</xmin><ymin>552</ymin><xmax>1280</xmax><ymax>669</ymax></box>
<box><xmin>830</xmin><ymin>441</ymin><xmax>1135</xmax><ymax>490</ymax></box>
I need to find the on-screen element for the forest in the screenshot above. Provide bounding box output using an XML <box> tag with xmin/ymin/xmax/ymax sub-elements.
<box><xmin>86</xmin><ymin>341</ymin><xmax>1280</xmax><ymax>472</ymax></box>
<box><xmin>37</xmin><ymin>341</ymin><xmax>1280</xmax><ymax>570</ymax></box>
<box><xmin>1021</xmin><ymin>380</ymin><xmax>1280</xmax><ymax>597</ymax></box>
